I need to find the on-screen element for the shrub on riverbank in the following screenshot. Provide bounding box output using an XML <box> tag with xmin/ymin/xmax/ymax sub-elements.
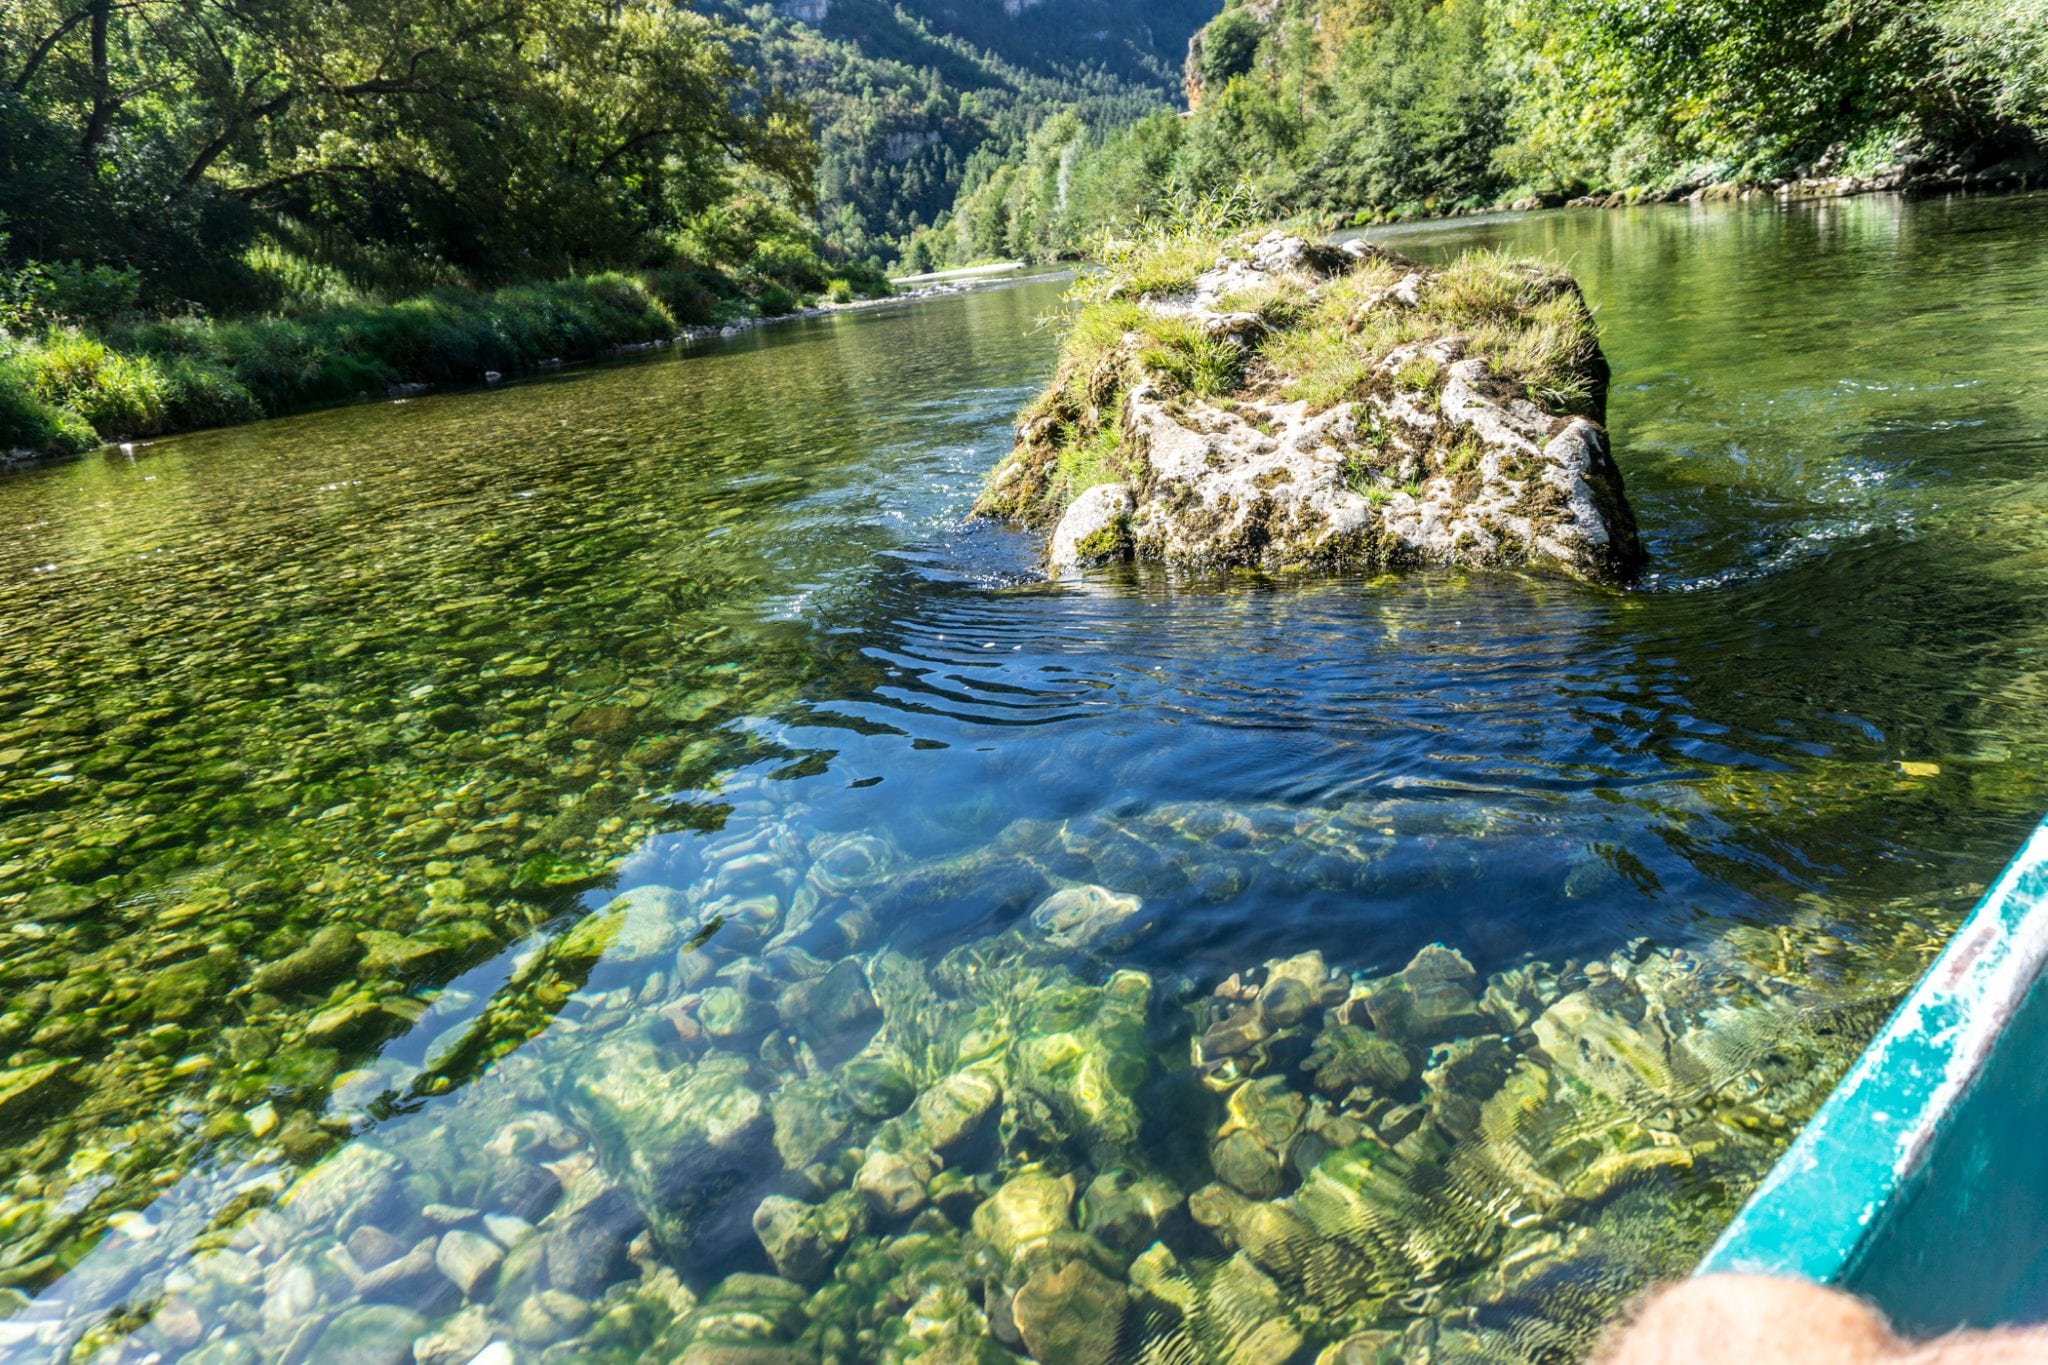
<box><xmin>0</xmin><ymin>261</ymin><xmax>889</xmax><ymax>458</ymax></box>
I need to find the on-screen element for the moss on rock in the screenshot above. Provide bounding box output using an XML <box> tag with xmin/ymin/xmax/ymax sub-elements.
<box><xmin>979</xmin><ymin>229</ymin><xmax>1644</xmax><ymax>582</ymax></box>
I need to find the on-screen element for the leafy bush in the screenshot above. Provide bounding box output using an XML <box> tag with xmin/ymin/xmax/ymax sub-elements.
<box><xmin>0</xmin><ymin>358</ymin><xmax>97</xmax><ymax>454</ymax></box>
<box><xmin>828</xmin><ymin>280</ymin><xmax>856</xmax><ymax>304</ymax></box>
<box><xmin>1</xmin><ymin>259</ymin><xmax>143</xmax><ymax>332</ymax></box>
<box><xmin>755</xmin><ymin>283</ymin><xmax>801</xmax><ymax>316</ymax></box>
<box><xmin>0</xmin><ymin>240</ymin><xmax>898</xmax><ymax>458</ymax></box>
<box><xmin>750</xmin><ymin>241</ymin><xmax>831</xmax><ymax>295</ymax></box>
<box><xmin>161</xmin><ymin>356</ymin><xmax>262</xmax><ymax>430</ymax></box>
<box><xmin>839</xmin><ymin>261</ymin><xmax>895</xmax><ymax>299</ymax></box>
<box><xmin>646</xmin><ymin>266</ymin><xmax>737</xmax><ymax>326</ymax></box>
<box><xmin>21</xmin><ymin>332</ymin><xmax>168</xmax><ymax>436</ymax></box>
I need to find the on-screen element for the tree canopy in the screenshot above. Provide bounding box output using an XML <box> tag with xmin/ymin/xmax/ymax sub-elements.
<box><xmin>2</xmin><ymin>0</ymin><xmax>817</xmax><ymax>308</ymax></box>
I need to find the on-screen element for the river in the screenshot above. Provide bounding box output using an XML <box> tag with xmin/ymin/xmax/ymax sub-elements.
<box><xmin>1</xmin><ymin>190</ymin><xmax>2045</xmax><ymax>1362</ymax></box>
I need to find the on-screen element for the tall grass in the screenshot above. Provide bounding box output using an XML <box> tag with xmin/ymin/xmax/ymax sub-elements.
<box><xmin>0</xmin><ymin>356</ymin><xmax>98</xmax><ymax>454</ymax></box>
<box><xmin>0</xmin><ymin>265</ymin><xmax>757</xmax><ymax>457</ymax></box>
<box><xmin>1134</xmin><ymin>315</ymin><xmax>1244</xmax><ymax>398</ymax></box>
<box><xmin>1077</xmin><ymin>178</ymin><xmax>1274</xmax><ymax>305</ymax></box>
<box><xmin>1052</xmin><ymin>419</ymin><xmax>1130</xmax><ymax>504</ymax></box>
<box><xmin>244</xmin><ymin>219</ymin><xmax>470</xmax><ymax>314</ymax></box>
<box><xmin>1264</xmin><ymin>246</ymin><xmax>1599</xmax><ymax>413</ymax></box>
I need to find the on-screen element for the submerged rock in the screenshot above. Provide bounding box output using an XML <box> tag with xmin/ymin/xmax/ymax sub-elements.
<box><xmin>1302</xmin><ymin>1024</ymin><xmax>1410</xmax><ymax>1095</ymax></box>
<box><xmin>411</xmin><ymin>1304</ymin><xmax>494</xmax><ymax>1365</ymax></box>
<box><xmin>770</xmin><ymin>1076</ymin><xmax>850</xmax><ymax>1171</ymax></box>
<box><xmin>909</xmin><ymin>1070</ymin><xmax>1002</xmax><ymax>1153</ymax></box>
<box><xmin>1028</xmin><ymin>884</ymin><xmax>1145</xmax><ymax>952</ymax></box>
<box><xmin>560</xmin><ymin>1035</ymin><xmax>772</xmax><ymax>1261</ymax></box>
<box><xmin>0</xmin><ymin>1061</ymin><xmax>69</xmax><ymax>1127</ymax></box>
<box><xmin>674</xmin><ymin>1273</ymin><xmax>810</xmax><ymax>1363</ymax></box>
<box><xmin>1013</xmin><ymin>969</ymin><xmax>1155</xmax><ymax>1155</ymax></box>
<box><xmin>355</xmin><ymin>1238</ymin><xmax>441</xmax><ymax>1303</ymax></box>
<box><xmin>434</xmin><ymin>1228</ymin><xmax>503</xmax><ymax>1297</ymax></box>
<box><xmin>1081</xmin><ymin>1168</ymin><xmax>1184</xmax><ymax>1256</ymax></box>
<box><xmin>1011</xmin><ymin>1259</ymin><xmax>1128</xmax><ymax>1365</ymax></box>
<box><xmin>1531</xmin><ymin>990</ymin><xmax>1672</xmax><ymax>1104</ymax></box>
<box><xmin>753</xmin><ymin>1191</ymin><xmax>867</xmax><ymax>1282</ymax></box>
<box><xmin>777</xmin><ymin>957</ymin><xmax>880</xmax><ymax>1061</ymax></box>
<box><xmin>854</xmin><ymin>1148</ymin><xmax>931</xmax><ymax>1218</ymax></box>
<box><xmin>250</xmin><ymin>924</ymin><xmax>360</xmax><ymax>995</ymax></box>
<box><xmin>1359</xmin><ymin>944</ymin><xmax>1488</xmax><ymax>1043</ymax></box>
<box><xmin>310</xmin><ymin>1304</ymin><xmax>426</xmax><ymax>1363</ymax></box>
<box><xmin>979</xmin><ymin>231</ymin><xmax>1643</xmax><ymax>582</ymax></box>
<box><xmin>972</xmin><ymin>1170</ymin><xmax>1075</xmax><ymax>1264</ymax></box>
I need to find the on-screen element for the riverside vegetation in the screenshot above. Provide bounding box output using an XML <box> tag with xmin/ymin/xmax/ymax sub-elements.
<box><xmin>0</xmin><ymin>248</ymin><xmax>889</xmax><ymax>461</ymax></box>
<box><xmin>0</xmin><ymin>0</ymin><xmax>1215</xmax><ymax>462</ymax></box>
<box><xmin>912</xmin><ymin>0</ymin><xmax>2048</xmax><ymax>268</ymax></box>
<box><xmin>11</xmin><ymin>0</ymin><xmax>2048</xmax><ymax>457</ymax></box>
<box><xmin>0</xmin><ymin>0</ymin><xmax>889</xmax><ymax>460</ymax></box>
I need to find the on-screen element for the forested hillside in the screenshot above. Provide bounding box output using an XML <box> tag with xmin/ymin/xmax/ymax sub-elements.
<box><xmin>8</xmin><ymin>0</ymin><xmax>2046</xmax><ymax>397</ymax></box>
<box><xmin>0</xmin><ymin>0</ymin><xmax>1212</xmax><ymax>316</ymax></box>
<box><xmin>705</xmin><ymin>0</ymin><xmax>1212</xmax><ymax>263</ymax></box>
<box><xmin>919</xmin><ymin>0</ymin><xmax>2048</xmax><ymax>266</ymax></box>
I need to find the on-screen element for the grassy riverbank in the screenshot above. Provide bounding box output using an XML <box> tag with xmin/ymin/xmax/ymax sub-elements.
<box><xmin>0</xmin><ymin>261</ymin><xmax>891</xmax><ymax>461</ymax></box>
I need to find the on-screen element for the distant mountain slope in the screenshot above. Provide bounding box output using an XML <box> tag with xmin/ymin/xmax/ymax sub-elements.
<box><xmin>708</xmin><ymin>0</ymin><xmax>1216</xmax><ymax>262</ymax></box>
<box><xmin>885</xmin><ymin>0</ymin><xmax>1214</xmax><ymax>85</ymax></box>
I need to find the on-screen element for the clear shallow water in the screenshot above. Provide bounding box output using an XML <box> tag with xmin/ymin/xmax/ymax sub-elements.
<box><xmin>1</xmin><ymin>193</ymin><xmax>2046</xmax><ymax>1362</ymax></box>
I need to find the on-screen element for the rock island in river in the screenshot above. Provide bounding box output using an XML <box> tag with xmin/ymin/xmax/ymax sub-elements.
<box><xmin>977</xmin><ymin>231</ymin><xmax>1644</xmax><ymax>583</ymax></box>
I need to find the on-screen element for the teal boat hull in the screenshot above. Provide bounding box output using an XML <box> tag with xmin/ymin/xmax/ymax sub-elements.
<box><xmin>1700</xmin><ymin>821</ymin><xmax>2048</xmax><ymax>1333</ymax></box>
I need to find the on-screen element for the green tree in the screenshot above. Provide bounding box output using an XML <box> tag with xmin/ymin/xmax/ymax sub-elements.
<box><xmin>1294</xmin><ymin>0</ymin><xmax>1506</xmax><ymax>213</ymax></box>
<box><xmin>1201</xmin><ymin>8</ymin><xmax>1266</xmax><ymax>86</ymax></box>
<box><xmin>1</xmin><ymin>0</ymin><xmax>818</xmax><ymax>305</ymax></box>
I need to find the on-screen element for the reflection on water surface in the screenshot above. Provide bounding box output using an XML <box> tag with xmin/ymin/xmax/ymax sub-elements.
<box><xmin>3</xmin><ymin>193</ymin><xmax>2048</xmax><ymax>1361</ymax></box>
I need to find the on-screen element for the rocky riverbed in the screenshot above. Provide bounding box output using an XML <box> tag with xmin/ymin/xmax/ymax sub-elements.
<box><xmin>976</xmin><ymin>232</ymin><xmax>1644</xmax><ymax>583</ymax></box>
<box><xmin>13</xmin><ymin>773</ymin><xmax>1937</xmax><ymax>1364</ymax></box>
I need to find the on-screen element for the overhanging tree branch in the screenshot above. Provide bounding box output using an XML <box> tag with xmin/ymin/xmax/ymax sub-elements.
<box><xmin>11</xmin><ymin>5</ymin><xmax>93</xmax><ymax>94</ymax></box>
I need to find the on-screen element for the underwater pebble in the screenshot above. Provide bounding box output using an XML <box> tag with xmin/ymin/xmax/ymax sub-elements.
<box><xmin>435</xmin><ymin>1229</ymin><xmax>503</xmax><ymax>1297</ymax></box>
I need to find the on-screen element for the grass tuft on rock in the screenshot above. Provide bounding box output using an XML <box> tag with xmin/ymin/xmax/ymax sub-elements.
<box><xmin>1134</xmin><ymin>315</ymin><xmax>1244</xmax><ymax>398</ymax></box>
<box><xmin>1267</xmin><ymin>248</ymin><xmax>1598</xmax><ymax>415</ymax></box>
<box><xmin>1054</xmin><ymin>420</ymin><xmax>1130</xmax><ymax>504</ymax></box>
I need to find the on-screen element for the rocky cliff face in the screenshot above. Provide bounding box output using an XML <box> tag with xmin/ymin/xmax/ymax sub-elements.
<box><xmin>977</xmin><ymin>232</ymin><xmax>1644</xmax><ymax>583</ymax></box>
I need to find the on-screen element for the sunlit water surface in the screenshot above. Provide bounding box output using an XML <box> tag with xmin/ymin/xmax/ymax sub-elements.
<box><xmin>2</xmin><ymin>192</ymin><xmax>2047</xmax><ymax>1363</ymax></box>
